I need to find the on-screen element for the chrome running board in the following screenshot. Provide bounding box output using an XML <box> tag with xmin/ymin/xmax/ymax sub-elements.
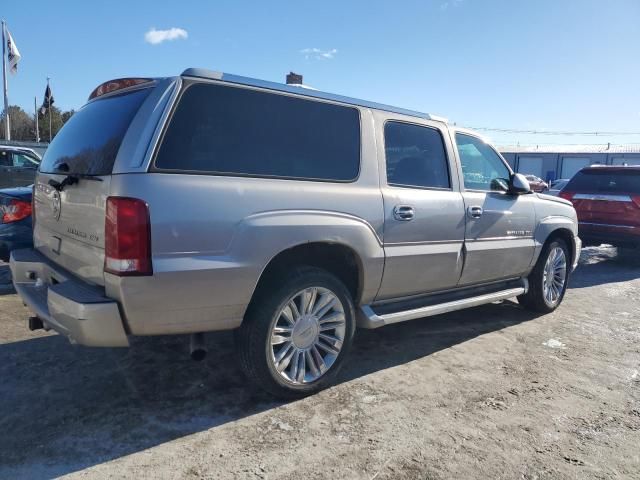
<box><xmin>358</xmin><ymin>283</ymin><xmax>527</xmax><ymax>329</ymax></box>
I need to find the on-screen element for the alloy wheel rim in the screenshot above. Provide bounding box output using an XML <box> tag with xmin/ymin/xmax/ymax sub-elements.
<box><xmin>269</xmin><ymin>287</ymin><xmax>346</xmax><ymax>385</ymax></box>
<box><xmin>542</xmin><ymin>246</ymin><xmax>567</xmax><ymax>306</ymax></box>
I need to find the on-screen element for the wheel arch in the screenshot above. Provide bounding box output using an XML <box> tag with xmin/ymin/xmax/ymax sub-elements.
<box><xmin>533</xmin><ymin>216</ymin><xmax>578</xmax><ymax>269</ymax></box>
<box><xmin>252</xmin><ymin>241</ymin><xmax>366</xmax><ymax>304</ymax></box>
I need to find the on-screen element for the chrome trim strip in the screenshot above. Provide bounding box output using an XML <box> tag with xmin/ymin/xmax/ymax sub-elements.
<box><xmin>579</xmin><ymin>222</ymin><xmax>636</xmax><ymax>229</ymax></box>
<box><xmin>573</xmin><ymin>193</ymin><xmax>632</xmax><ymax>202</ymax></box>
<box><xmin>359</xmin><ymin>286</ymin><xmax>526</xmax><ymax>328</ymax></box>
<box><xmin>466</xmin><ymin>235</ymin><xmax>534</xmax><ymax>242</ymax></box>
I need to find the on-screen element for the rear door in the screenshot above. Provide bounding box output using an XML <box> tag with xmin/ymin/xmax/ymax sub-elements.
<box><xmin>34</xmin><ymin>86</ymin><xmax>153</xmax><ymax>286</ymax></box>
<box><xmin>454</xmin><ymin>132</ymin><xmax>536</xmax><ymax>285</ymax></box>
<box><xmin>377</xmin><ymin>117</ymin><xmax>465</xmax><ymax>300</ymax></box>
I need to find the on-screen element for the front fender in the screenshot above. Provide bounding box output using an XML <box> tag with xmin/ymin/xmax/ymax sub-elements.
<box><xmin>531</xmin><ymin>215</ymin><xmax>579</xmax><ymax>267</ymax></box>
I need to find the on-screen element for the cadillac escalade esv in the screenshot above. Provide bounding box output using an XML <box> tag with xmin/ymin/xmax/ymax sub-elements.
<box><xmin>10</xmin><ymin>69</ymin><xmax>581</xmax><ymax>397</ymax></box>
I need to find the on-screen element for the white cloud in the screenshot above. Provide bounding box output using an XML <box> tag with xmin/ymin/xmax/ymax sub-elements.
<box><xmin>300</xmin><ymin>48</ymin><xmax>338</xmax><ymax>60</ymax></box>
<box><xmin>145</xmin><ymin>27</ymin><xmax>188</xmax><ymax>45</ymax></box>
<box><xmin>441</xmin><ymin>0</ymin><xmax>463</xmax><ymax>10</ymax></box>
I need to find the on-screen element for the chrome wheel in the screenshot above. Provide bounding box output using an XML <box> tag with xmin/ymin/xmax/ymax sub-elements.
<box><xmin>542</xmin><ymin>246</ymin><xmax>567</xmax><ymax>305</ymax></box>
<box><xmin>268</xmin><ymin>287</ymin><xmax>346</xmax><ymax>385</ymax></box>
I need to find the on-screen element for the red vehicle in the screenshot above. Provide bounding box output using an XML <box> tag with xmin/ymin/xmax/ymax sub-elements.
<box><xmin>525</xmin><ymin>175</ymin><xmax>548</xmax><ymax>193</ymax></box>
<box><xmin>560</xmin><ymin>166</ymin><xmax>640</xmax><ymax>248</ymax></box>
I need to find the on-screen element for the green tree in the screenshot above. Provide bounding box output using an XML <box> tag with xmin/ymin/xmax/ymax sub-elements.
<box><xmin>0</xmin><ymin>105</ymin><xmax>75</xmax><ymax>142</ymax></box>
<box><xmin>0</xmin><ymin>105</ymin><xmax>36</xmax><ymax>141</ymax></box>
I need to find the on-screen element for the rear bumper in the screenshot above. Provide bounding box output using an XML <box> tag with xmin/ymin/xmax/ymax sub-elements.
<box><xmin>10</xmin><ymin>248</ymin><xmax>129</xmax><ymax>347</ymax></box>
<box><xmin>578</xmin><ymin>222</ymin><xmax>640</xmax><ymax>247</ymax></box>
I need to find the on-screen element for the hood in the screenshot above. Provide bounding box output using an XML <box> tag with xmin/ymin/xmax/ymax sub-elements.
<box><xmin>536</xmin><ymin>192</ymin><xmax>572</xmax><ymax>206</ymax></box>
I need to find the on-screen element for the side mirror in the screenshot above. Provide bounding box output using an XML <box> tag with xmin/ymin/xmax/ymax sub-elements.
<box><xmin>509</xmin><ymin>173</ymin><xmax>531</xmax><ymax>195</ymax></box>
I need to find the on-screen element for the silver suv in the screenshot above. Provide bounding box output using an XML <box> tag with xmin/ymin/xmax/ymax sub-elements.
<box><xmin>10</xmin><ymin>69</ymin><xmax>581</xmax><ymax>397</ymax></box>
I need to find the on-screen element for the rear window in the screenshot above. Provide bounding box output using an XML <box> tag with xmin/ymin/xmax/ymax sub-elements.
<box><xmin>39</xmin><ymin>88</ymin><xmax>151</xmax><ymax>175</ymax></box>
<box><xmin>154</xmin><ymin>83</ymin><xmax>361</xmax><ymax>181</ymax></box>
<box><xmin>565</xmin><ymin>169</ymin><xmax>640</xmax><ymax>193</ymax></box>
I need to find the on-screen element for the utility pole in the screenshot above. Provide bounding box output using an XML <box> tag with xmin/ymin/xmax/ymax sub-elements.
<box><xmin>34</xmin><ymin>96</ymin><xmax>39</xmax><ymax>142</ymax></box>
<box><xmin>47</xmin><ymin>77</ymin><xmax>52</xmax><ymax>142</ymax></box>
<box><xmin>1</xmin><ymin>20</ymin><xmax>10</xmax><ymax>140</ymax></box>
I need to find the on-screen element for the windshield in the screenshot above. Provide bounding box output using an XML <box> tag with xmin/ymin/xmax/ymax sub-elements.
<box><xmin>39</xmin><ymin>87</ymin><xmax>151</xmax><ymax>175</ymax></box>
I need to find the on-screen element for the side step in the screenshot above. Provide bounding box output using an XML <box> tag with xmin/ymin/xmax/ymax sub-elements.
<box><xmin>359</xmin><ymin>280</ymin><xmax>527</xmax><ymax>329</ymax></box>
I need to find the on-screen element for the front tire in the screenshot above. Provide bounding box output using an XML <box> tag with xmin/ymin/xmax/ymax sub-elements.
<box><xmin>236</xmin><ymin>266</ymin><xmax>356</xmax><ymax>398</ymax></box>
<box><xmin>518</xmin><ymin>239</ymin><xmax>570</xmax><ymax>313</ymax></box>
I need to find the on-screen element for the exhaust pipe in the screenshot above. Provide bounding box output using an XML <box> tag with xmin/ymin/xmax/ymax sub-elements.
<box><xmin>190</xmin><ymin>332</ymin><xmax>207</xmax><ymax>361</ymax></box>
<box><xmin>28</xmin><ymin>316</ymin><xmax>44</xmax><ymax>331</ymax></box>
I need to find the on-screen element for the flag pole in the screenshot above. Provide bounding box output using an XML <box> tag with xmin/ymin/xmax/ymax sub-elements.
<box><xmin>1</xmin><ymin>20</ymin><xmax>10</xmax><ymax>140</ymax></box>
<box><xmin>34</xmin><ymin>96</ymin><xmax>39</xmax><ymax>142</ymax></box>
<box><xmin>47</xmin><ymin>77</ymin><xmax>52</xmax><ymax>142</ymax></box>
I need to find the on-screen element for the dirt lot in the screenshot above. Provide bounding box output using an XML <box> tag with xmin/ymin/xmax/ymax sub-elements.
<box><xmin>0</xmin><ymin>246</ymin><xmax>639</xmax><ymax>479</ymax></box>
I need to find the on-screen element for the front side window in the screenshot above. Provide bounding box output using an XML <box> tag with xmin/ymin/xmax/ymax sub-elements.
<box><xmin>155</xmin><ymin>83</ymin><xmax>361</xmax><ymax>181</ymax></box>
<box><xmin>455</xmin><ymin>133</ymin><xmax>510</xmax><ymax>191</ymax></box>
<box><xmin>12</xmin><ymin>152</ymin><xmax>39</xmax><ymax>168</ymax></box>
<box><xmin>384</xmin><ymin>122</ymin><xmax>450</xmax><ymax>189</ymax></box>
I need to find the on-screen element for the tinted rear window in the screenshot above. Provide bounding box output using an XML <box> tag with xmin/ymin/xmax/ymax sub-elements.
<box><xmin>40</xmin><ymin>88</ymin><xmax>151</xmax><ymax>175</ymax></box>
<box><xmin>155</xmin><ymin>83</ymin><xmax>360</xmax><ymax>181</ymax></box>
<box><xmin>565</xmin><ymin>169</ymin><xmax>640</xmax><ymax>193</ymax></box>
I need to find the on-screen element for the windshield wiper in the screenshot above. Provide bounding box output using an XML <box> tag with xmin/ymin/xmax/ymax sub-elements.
<box><xmin>48</xmin><ymin>166</ymin><xmax>103</xmax><ymax>192</ymax></box>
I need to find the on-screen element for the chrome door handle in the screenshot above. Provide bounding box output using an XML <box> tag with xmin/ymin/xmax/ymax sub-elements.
<box><xmin>393</xmin><ymin>205</ymin><xmax>415</xmax><ymax>221</ymax></box>
<box><xmin>467</xmin><ymin>206</ymin><xmax>483</xmax><ymax>219</ymax></box>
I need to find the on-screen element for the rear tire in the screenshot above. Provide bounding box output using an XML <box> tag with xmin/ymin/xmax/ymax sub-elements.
<box><xmin>518</xmin><ymin>239</ymin><xmax>570</xmax><ymax>313</ymax></box>
<box><xmin>236</xmin><ymin>266</ymin><xmax>356</xmax><ymax>399</ymax></box>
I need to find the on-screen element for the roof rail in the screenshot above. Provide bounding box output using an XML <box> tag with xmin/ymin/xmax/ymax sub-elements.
<box><xmin>181</xmin><ymin>68</ymin><xmax>446</xmax><ymax>123</ymax></box>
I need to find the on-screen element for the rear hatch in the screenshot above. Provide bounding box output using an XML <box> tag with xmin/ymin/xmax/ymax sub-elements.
<box><xmin>34</xmin><ymin>86</ymin><xmax>153</xmax><ymax>286</ymax></box>
<box><xmin>561</xmin><ymin>168</ymin><xmax>640</xmax><ymax>227</ymax></box>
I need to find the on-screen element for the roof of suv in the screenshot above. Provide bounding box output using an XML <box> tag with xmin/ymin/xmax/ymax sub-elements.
<box><xmin>181</xmin><ymin>68</ymin><xmax>448</xmax><ymax>124</ymax></box>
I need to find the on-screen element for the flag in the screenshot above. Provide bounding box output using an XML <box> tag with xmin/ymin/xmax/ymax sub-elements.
<box><xmin>5</xmin><ymin>27</ymin><xmax>21</xmax><ymax>74</ymax></box>
<box><xmin>40</xmin><ymin>84</ymin><xmax>54</xmax><ymax>115</ymax></box>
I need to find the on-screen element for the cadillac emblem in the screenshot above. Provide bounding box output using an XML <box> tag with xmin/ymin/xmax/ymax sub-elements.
<box><xmin>52</xmin><ymin>190</ymin><xmax>62</xmax><ymax>221</ymax></box>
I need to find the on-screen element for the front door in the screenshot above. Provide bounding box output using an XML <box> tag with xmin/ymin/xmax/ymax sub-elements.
<box><xmin>377</xmin><ymin>119</ymin><xmax>466</xmax><ymax>300</ymax></box>
<box><xmin>454</xmin><ymin>132</ymin><xmax>536</xmax><ymax>286</ymax></box>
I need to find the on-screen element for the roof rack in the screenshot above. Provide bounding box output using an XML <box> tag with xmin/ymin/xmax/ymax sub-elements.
<box><xmin>181</xmin><ymin>68</ymin><xmax>447</xmax><ymax>123</ymax></box>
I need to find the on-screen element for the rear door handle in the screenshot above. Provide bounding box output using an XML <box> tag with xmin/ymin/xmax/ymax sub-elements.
<box><xmin>467</xmin><ymin>206</ymin><xmax>483</xmax><ymax>219</ymax></box>
<box><xmin>393</xmin><ymin>205</ymin><xmax>415</xmax><ymax>221</ymax></box>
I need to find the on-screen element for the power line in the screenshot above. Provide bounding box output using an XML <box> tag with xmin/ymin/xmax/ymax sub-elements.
<box><xmin>462</xmin><ymin>126</ymin><xmax>640</xmax><ymax>136</ymax></box>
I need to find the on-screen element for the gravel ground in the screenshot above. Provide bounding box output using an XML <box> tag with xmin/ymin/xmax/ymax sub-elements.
<box><xmin>0</xmin><ymin>247</ymin><xmax>639</xmax><ymax>479</ymax></box>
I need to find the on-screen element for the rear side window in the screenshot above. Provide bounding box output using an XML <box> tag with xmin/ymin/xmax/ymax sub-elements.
<box><xmin>40</xmin><ymin>88</ymin><xmax>151</xmax><ymax>175</ymax></box>
<box><xmin>384</xmin><ymin>122</ymin><xmax>450</xmax><ymax>189</ymax></box>
<box><xmin>566</xmin><ymin>169</ymin><xmax>640</xmax><ymax>193</ymax></box>
<box><xmin>155</xmin><ymin>83</ymin><xmax>361</xmax><ymax>181</ymax></box>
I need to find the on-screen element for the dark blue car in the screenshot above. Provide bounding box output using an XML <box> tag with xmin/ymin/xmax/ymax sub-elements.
<box><xmin>0</xmin><ymin>186</ymin><xmax>33</xmax><ymax>262</ymax></box>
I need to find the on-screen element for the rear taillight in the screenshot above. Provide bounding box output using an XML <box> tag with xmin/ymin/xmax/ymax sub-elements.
<box><xmin>632</xmin><ymin>195</ymin><xmax>640</xmax><ymax>208</ymax></box>
<box><xmin>559</xmin><ymin>191</ymin><xmax>575</xmax><ymax>202</ymax></box>
<box><xmin>104</xmin><ymin>197</ymin><xmax>152</xmax><ymax>276</ymax></box>
<box><xmin>1</xmin><ymin>198</ymin><xmax>33</xmax><ymax>224</ymax></box>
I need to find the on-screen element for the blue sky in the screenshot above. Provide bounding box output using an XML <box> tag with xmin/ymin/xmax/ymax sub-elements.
<box><xmin>3</xmin><ymin>0</ymin><xmax>640</xmax><ymax>145</ymax></box>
